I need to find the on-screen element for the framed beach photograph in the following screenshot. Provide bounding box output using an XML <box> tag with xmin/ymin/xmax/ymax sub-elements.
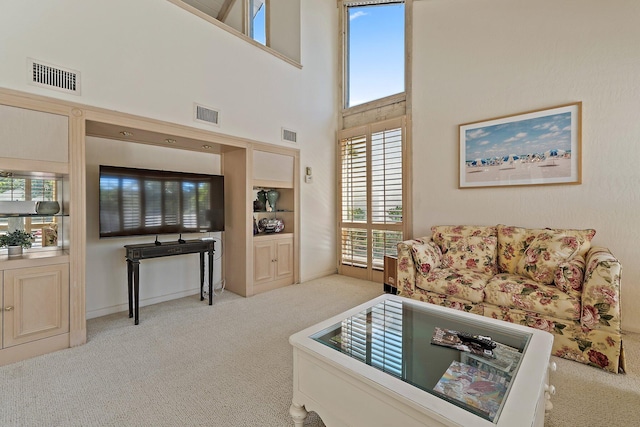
<box><xmin>459</xmin><ymin>102</ymin><xmax>582</xmax><ymax>188</ymax></box>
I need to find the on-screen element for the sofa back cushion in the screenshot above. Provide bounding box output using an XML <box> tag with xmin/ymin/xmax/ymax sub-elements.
<box><xmin>431</xmin><ymin>226</ymin><xmax>498</xmax><ymax>274</ymax></box>
<box><xmin>497</xmin><ymin>225</ymin><xmax>595</xmax><ymax>274</ymax></box>
<box><xmin>515</xmin><ymin>231</ymin><xmax>582</xmax><ymax>284</ymax></box>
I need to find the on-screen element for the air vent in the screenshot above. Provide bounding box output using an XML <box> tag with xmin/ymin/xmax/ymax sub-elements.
<box><xmin>194</xmin><ymin>103</ymin><xmax>220</xmax><ymax>126</ymax></box>
<box><xmin>282</xmin><ymin>128</ymin><xmax>298</xmax><ymax>143</ymax></box>
<box><xmin>28</xmin><ymin>59</ymin><xmax>80</xmax><ymax>95</ymax></box>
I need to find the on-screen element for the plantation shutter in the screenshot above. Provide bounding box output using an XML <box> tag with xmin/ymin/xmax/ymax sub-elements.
<box><xmin>338</xmin><ymin>117</ymin><xmax>406</xmax><ymax>280</ymax></box>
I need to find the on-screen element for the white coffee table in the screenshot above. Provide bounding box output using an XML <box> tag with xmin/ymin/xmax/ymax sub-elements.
<box><xmin>289</xmin><ymin>294</ymin><xmax>555</xmax><ymax>427</ymax></box>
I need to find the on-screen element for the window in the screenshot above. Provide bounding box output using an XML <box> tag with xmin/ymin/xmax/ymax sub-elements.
<box><xmin>345</xmin><ymin>1</ymin><xmax>405</xmax><ymax>108</ymax></box>
<box><xmin>250</xmin><ymin>0</ymin><xmax>266</xmax><ymax>45</ymax></box>
<box><xmin>339</xmin><ymin>117</ymin><xmax>405</xmax><ymax>279</ymax></box>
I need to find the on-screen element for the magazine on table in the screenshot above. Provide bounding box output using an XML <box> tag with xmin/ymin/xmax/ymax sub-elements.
<box><xmin>433</xmin><ymin>360</ymin><xmax>509</xmax><ymax>421</ymax></box>
<box><xmin>431</xmin><ymin>327</ymin><xmax>495</xmax><ymax>358</ymax></box>
<box><xmin>461</xmin><ymin>342</ymin><xmax>522</xmax><ymax>376</ymax></box>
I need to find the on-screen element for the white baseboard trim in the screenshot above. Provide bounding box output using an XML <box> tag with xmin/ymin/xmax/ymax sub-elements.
<box><xmin>299</xmin><ymin>269</ymin><xmax>339</xmax><ymax>284</ymax></box>
<box><xmin>86</xmin><ymin>288</ymin><xmax>201</xmax><ymax>319</ymax></box>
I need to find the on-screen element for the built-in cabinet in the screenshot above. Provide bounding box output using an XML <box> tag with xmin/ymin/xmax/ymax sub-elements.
<box><xmin>0</xmin><ymin>87</ymin><xmax>300</xmax><ymax>366</ymax></box>
<box><xmin>0</xmin><ymin>100</ymin><xmax>76</xmax><ymax>366</ymax></box>
<box><xmin>254</xmin><ymin>234</ymin><xmax>294</xmax><ymax>292</ymax></box>
<box><xmin>251</xmin><ymin>149</ymin><xmax>299</xmax><ymax>294</ymax></box>
<box><xmin>2</xmin><ymin>263</ymin><xmax>69</xmax><ymax>348</ymax></box>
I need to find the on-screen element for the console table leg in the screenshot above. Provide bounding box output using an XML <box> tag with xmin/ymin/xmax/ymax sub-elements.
<box><xmin>200</xmin><ymin>252</ymin><xmax>205</xmax><ymax>301</ymax></box>
<box><xmin>133</xmin><ymin>260</ymin><xmax>140</xmax><ymax>325</ymax></box>
<box><xmin>289</xmin><ymin>402</ymin><xmax>308</xmax><ymax>427</ymax></box>
<box><xmin>127</xmin><ymin>260</ymin><xmax>133</xmax><ymax>318</ymax></box>
<box><xmin>208</xmin><ymin>250</ymin><xmax>213</xmax><ymax>305</ymax></box>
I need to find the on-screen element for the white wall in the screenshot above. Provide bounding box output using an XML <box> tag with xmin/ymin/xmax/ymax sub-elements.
<box><xmin>85</xmin><ymin>137</ymin><xmax>223</xmax><ymax>318</ymax></box>
<box><xmin>0</xmin><ymin>0</ymin><xmax>338</xmax><ymax>310</ymax></box>
<box><xmin>412</xmin><ymin>0</ymin><xmax>640</xmax><ymax>332</ymax></box>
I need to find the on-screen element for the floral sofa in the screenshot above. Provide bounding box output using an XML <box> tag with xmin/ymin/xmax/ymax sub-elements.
<box><xmin>396</xmin><ymin>225</ymin><xmax>625</xmax><ymax>373</ymax></box>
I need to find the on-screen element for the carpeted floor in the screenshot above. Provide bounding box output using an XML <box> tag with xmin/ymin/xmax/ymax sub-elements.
<box><xmin>0</xmin><ymin>274</ymin><xmax>638</xmax><ymax>426</ymax></box>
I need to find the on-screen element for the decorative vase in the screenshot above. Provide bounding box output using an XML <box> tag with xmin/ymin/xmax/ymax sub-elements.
<box><xmin>266</xmin><ymin>189</ymin><xmax>279</xmax><ymax>212</ymax></box>
<box><xmin>35</xmin><ymin>201</ymin><xmax>60</xmax><ymax>215</ymax></box>
<box><xmin>7</xmin><ymin>246</ymin><xmax>23</xmax><ymax>257</ymax></box>
<box><xmin>257</xmin><ymin>190</ymin><xmax>268</xmax><ymax>212</ymax></box>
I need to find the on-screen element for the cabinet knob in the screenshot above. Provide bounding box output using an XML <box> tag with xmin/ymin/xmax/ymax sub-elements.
<box><xmin>4</xmin><ymin>306</ymin><xmax>13</xmax><ymax>312</ymax></box>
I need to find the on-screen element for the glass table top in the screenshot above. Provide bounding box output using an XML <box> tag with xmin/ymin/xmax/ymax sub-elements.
<box><xmin>310</xmin><ymin>298</ymin><xmax>532</xmax><ymax>423</ymax></box>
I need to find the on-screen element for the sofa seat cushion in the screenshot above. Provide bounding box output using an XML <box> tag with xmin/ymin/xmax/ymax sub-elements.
<box><xmin>416</xmin><ymin>268</ymin><xmax>491</xmax><ymax>304</ymax></box>
<box><xmin>484</xmin><ymin>273</ymin><xmax>581</xmax><ymax>321</ymax></box>
<box><xmin>484</xmin><ymin>305</ymin><xmax>623</xmax><ymax>374</ymax></box>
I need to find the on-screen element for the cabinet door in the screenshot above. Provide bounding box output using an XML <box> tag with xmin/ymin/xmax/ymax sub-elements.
<box><xmin>254</xmin><ymin>240</ymin><xmax>276</xmax><ymax>285</ymax></box>
<box><xmin>3</xmin><ymin>264</ymin><xmax>69</xmax><ymax>348</ymax></box>
<box><xmin>275</xmin><ymin>237</ymin><xmax>294</xmax><ymax>280</ymax></box>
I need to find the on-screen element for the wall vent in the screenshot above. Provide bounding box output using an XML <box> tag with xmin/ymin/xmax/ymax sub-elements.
<box><xmin>282</xmin><ymin>128</ymin><xmax>298</xmax><ymax>143</ymax></box>
<box><xmin>194</xmin><ymin>103</ymin><xmax>220</xmax><ymax>126</ymax></box>
<box><xmin>28</xmin><ymin>58</ymin><xmax>80</xmax><ymax>95</ymax></box>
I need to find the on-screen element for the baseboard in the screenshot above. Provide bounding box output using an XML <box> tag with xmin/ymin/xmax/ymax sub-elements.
<box><xmin>300</xmin><ymin>269</ymin><xmax>338</xmax><ymax>283</ymax></box>
<box><xmin>86</xmin><ymin>288</ymin><xmax>201</xmax><ymax>319</ymax></box>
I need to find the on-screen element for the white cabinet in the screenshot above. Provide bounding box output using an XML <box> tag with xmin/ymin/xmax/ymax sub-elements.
<box><xmin>253</xmin><ymin>234</ymin><xmax>294</xmax><ymax>293</ymax></box>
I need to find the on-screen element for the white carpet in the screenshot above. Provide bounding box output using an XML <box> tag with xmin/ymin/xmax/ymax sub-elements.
<box><xmin>0</xmin><ymin>274</ymin><xmax>638</xmax><ymax>426</ymax></box>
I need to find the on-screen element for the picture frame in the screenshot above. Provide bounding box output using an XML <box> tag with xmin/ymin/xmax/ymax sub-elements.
<box><xmin>459</xmin><ymin>102</ymin><xmax>582</xmax><ymax>188</ymax></box>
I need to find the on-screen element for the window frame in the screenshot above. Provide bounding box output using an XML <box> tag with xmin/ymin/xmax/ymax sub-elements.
<box><xmin>340</xmin><ymin>0</ymin><xmax>408</xmax><ymax>113</ymax></box>
<box><xmin>337</xmin><ymin>116</ymin><xmax>409</xmax><ymax>282</ymax></box>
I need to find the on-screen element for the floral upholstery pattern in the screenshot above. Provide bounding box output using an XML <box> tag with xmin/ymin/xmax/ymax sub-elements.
<box><xmin>554</xmin><ymin>256</ymin><xmax>585</xmax><ymax>297</ymax></box>
<box><xmin>411</xmin><ymin>240</ymin><xmax>442</xmax><ymax>276</ymax></box>
<box><xmin>396</xmin><ymin>225</ymin><xmax>625</xmax><ymax>373</ymax></box>
<box><xmin>582</xmin><ymin>248</ymin><xmax>622</xmax><ymax>332</ymax></box>
<box><xmin>515</xmin><ymin>232</ymin><xmax>582</xmax><ymax>284</ymax></box>
<box><xmin>400</xmin><ymin>288</ymin><xmax>484</xmax><ymax>316</ymax></box>
<box><xmin>484</xmin><ymin>305</ymin><xmax>624</xmax><ymax>374</ymax></box>
<box><xmin>416</xmin><ymin>268</ymin><xmax>492</xmax><ymax>303</ymax></box>
<box><xmin>484</xmin><ymin>273</ymin><xmax>581</xmax><ymax>320</ymax></box>
<box><xmin>496</xmin><ymin>225</ymin><xmax>595</xmax><ymax>274</ymax></box>
<box><xmin>439</xmin><ymin>236</ymin><xmax>498</xmax><ymax>275</ymax></box>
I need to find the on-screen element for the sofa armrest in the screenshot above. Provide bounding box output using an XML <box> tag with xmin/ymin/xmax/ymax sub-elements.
<box><xmin>581</xmin><ymin>247</ymin><xmax>622</xmax><ymax>332</ymax></box>
<box><xmin>396</xmin><ymin>237</ymin><xmax>430</xmax><ymax>295</ymax></box>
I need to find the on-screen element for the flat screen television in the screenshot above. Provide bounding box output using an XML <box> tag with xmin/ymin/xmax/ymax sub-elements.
<box><xmin>99</xmin><ymin>165</ymin><xmax>224</xmax><ymax>238</ymax></box>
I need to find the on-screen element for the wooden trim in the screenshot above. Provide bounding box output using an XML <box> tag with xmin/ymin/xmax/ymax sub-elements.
<box><xmin>166</xmin><ymin>0</ymin><xmax>302</xmax><ymax>69</ymax></box>
<box><xmin>68</xmin><ymin>109</ymin><xmax>87</xmax><ymax>347</ymax></box>
<box><xmin>0</xmin><ymin>158</ymin><xmax>68</xmax><ymax>175</ymax></box>
<box><xmin>253</xmin><ymin>179</ymin><xmax>293</xmax><ymax>189</ymax></box>
<box><xmin>0</xmin><ymin>333</ymin><xmax>69</xmax><ymax>367</ymax></box>
<box><xmin>217</xmin><ymin>0</ymin><xmax>236</xmax><ymax>21</ymax></box>
<box><xmin>265</xmin><ymin>0</ymin><xmax>271</xmax><ymax>47</ymax></box>
<box><xmin>342</xmin><ymin>93</ymin><xmax>406</xmax><ymax>117</ymax></box>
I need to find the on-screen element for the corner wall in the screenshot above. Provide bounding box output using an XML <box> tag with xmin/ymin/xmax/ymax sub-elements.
<box><xmin>412</xmin><ymin>0</ymin><xmax>640</xmax><ymax>332</ymax></box>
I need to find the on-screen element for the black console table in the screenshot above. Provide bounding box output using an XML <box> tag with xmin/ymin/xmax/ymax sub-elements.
<box><xmin>124</xmin><ymin>239</ymin><xmax>215</xmax><ymax>325</ymax></box>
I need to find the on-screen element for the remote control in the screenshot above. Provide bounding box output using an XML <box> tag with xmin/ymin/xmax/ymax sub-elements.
<box><xmin>456</xmin><ymin>331</ymin><xmax>497</xmax><ymax>349</ymax></box>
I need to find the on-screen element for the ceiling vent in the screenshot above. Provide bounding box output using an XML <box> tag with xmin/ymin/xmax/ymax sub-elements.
<box><xmin>282</xmin><ymin>127</ymin><xmax>298</xmax><ymax>144</ymax></box>
<box><xmin>194</xmin><ymin>103</ymin><xmax>220</xmax><ymax>126</ymax></box>
<box><xmin>28</xmin><ymin>58</ymin><xmax>80</xmax><ymax>95</ymax></box>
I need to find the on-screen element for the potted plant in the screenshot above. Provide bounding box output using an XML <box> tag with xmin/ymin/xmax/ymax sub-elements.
<box><xmin>0</xmin><ymin>229</ymin><xmax>35</xmax><ymax>257</ymax></box>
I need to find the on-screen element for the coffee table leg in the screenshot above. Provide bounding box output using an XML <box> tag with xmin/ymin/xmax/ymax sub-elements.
<box><xmin>289</xmin><ymin>402</ymin><xmax>307</xmax><ymax>427</ymax></box>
